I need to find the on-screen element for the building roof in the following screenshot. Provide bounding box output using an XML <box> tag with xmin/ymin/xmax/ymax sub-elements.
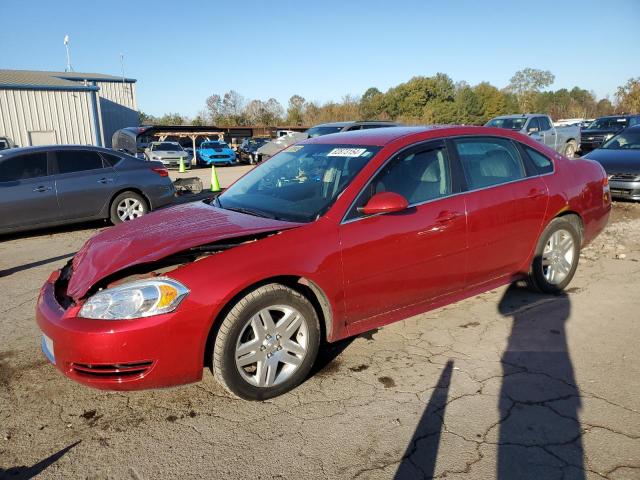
<box><xmin>0</xmin><ymin>69</ymin><xmax>136</xmax><ymax>91</ymax></box>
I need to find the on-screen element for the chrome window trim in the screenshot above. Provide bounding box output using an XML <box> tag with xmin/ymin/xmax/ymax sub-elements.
<box><xmin>340</xmin><ymin>135</ymin><xmax>555</xmax><ymax>226</ymax></box>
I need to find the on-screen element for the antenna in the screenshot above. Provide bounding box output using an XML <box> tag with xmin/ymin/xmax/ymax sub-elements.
<box><xmin>63</xmin><ymin>35</ymin><xmax>73</xmax><ymax>72</ymax></box>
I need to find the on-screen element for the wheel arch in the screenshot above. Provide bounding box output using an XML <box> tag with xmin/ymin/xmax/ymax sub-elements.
<box><xmin>203</xmin><ymin>275</ymin><xmax>334</xmax><ymax>369</ymax></box>
<box><xmin>554</xmin><ymin>209</ymin><xmax>584</xmax><ymax>241</ymax></box>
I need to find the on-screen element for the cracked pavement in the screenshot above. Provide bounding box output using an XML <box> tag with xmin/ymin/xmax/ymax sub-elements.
<box><xmin>1</xmin><ymin>193</ymin><xmax>639</xmax><ymax>479</ymax></box>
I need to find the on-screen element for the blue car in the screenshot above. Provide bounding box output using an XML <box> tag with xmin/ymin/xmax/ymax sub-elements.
<box><xmin>197</xmin><ymin>141</ymin><xmax>237</xmax><ymax>166</ymax></box>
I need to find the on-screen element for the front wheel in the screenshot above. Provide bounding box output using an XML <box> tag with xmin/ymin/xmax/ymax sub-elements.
<box><xmin>527</xmin><ymin>217</ymin><xmax>581</xmax><ymax>294</ymax></box>
<box><xmin>212</xmin><ymin>284</ymin><xmax>320</xmax><ymax>400</ymax></box>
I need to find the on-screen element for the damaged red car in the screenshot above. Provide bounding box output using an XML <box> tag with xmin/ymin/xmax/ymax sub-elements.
<box><xmin>37</xmin><ymin>126</ymin><xmax>611</xmax><ymax>400</ymax></box>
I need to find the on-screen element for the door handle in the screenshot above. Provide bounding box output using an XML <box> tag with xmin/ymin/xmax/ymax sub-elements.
<box><xmin>436</xmin><ymin>211</ymin><xmax>462</xmax><ymax>223</ymax></box>
<box><xmin>97</xmin><ymin>177</ymin><xmax>114</xmax><ymax>184</ymax></box>
<box><xmin>528</xmin><ymin>189</ymin><xmax>546</xmax><ymax>199</ymax></box>
<box><xmin>33</xmin><ymin>186</ymin><xmax>52</xmax><ymax>193</ymax></box>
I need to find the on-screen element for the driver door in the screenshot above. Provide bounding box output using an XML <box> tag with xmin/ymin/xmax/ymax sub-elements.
<box><xmin>339</xmin><ymin>140</ymin><xmax>467</xmax><ymax>326</ymax></box>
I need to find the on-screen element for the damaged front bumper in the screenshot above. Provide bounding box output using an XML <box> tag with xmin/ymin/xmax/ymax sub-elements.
<box><xmin>36</xmin><ymin>270</ymin><xmax>210</xmax><ymax>391</ymax></box>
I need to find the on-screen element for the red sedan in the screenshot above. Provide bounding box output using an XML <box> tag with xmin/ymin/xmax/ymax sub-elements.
<box><xmin>37</xmin><ymin>126</ymin><xmax>611</xmax><ymax>400</ymax></box>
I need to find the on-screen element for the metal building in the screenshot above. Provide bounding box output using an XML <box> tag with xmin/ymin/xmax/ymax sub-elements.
<box><xmin>0</xmin><ymin>69</ymin><xmax>138</xmax><ymax>148</ymax></box>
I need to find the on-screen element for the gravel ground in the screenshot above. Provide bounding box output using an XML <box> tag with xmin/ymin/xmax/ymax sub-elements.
<box><xmin>0</xmin><ymin>197</ymin><xmax>639</xmax><ymax>480</ymax></box>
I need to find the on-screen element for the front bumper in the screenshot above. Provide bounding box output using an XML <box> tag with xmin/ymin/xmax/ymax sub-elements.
<box><xmin>159</xmin><ymin>158</ymin><xmax>192</xmax><ymax>169</ymax></box>
<box><xmin>36</xmin><ymin>278</ymin><xmax>208</xmax><ymax>390</ymax></box>
<box><xmin>609</xmin><ymin>180</ymin><xmax>640</xmax><ymax>201</ymax></box>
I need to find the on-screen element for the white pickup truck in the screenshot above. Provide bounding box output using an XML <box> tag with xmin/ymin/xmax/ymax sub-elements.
<box><xmin>486</xmin><ymin>114</ymin><xmax>581</xmax><ymax>158</ymax></box>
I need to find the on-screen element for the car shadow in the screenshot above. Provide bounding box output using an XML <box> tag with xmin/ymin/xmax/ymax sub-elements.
<box><xmin>0</xmin><ymin>252</ymin><xmax>75</xmax><ymax>278</ymax></box>
<box><xmin>0</xmin><ymin>440</ymin><xmax>80</xmax><ymax>479</ymax></box>
<box><xmin>394</xmin><ymin>360</ymin><xmax>454</xmax><ymax>479</ymax></box>
<box><xmin>497</xmin><ymin>284</ymin><xmax>584</xmax><ymax>479</ymax></box>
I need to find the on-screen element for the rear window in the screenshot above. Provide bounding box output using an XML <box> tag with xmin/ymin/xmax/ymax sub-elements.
<box><xmin>56</xmin><ymin>150</ymin><xmax>104</xmax><ymax>174</ymax></box>
<box><xmin>454</xmin><ymin>137</ymin><xmax>525</xmax><ymax>190</ymax></box>
<box><xmin>101</xmin><ymin>152</ymin><xmax>122</xmax><ymax>167</ymax></box>
<box><xmin>0</xmin><ymin>152</ymin><xmax>48</xmax><ymax>182</ymax></box>
<box><xmin>523</xmin><ymin>146</ymin><xmax>554</xmax><ymax>174</ymax></box>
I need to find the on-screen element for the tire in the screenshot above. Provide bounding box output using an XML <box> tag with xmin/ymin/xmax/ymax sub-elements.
<box><xmin>564</xmin><ymin>141</ymin><xmax>577</xmax><ymax>159</ymax></box>
<box><xmin>109</xmin><ymin>191</ymin><xmax>148</xmax><ymax>225</ymax></box>
<box><xmin>213</xmin><ymin>283</ymin><xmax>321</xmax><ymax>400</ymax></box>
<box><xmin>527</xmin><ymin>217</ymin><xmax>581</xmax><ymax>294</ymax></box>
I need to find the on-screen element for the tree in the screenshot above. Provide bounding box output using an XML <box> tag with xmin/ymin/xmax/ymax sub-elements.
<box><xmin>286</xmin><ymin>95</ymin><xmax>306</xmax><ymax>125</ymax></box>
<box><xmin>616</xmin><ymin>78</ymin><xmax>640</xmax><ymax>113</ymax></box>
<box><xmin>474</xmin><ymin>82</ymin><xmax>507</xmax><ymax>123</ymax></box>
<box><xmin>156</xmin><ymin>113</ymin><xmax>184</xmax><ymax>126</ymax></box>
<box><xmin>221</xmin><ymin>90</ymin><xmax>246</xmax><ymax>126</ymax></box>
<box><xmin>205</xmin><ymin>94</ymin><xmax>222</xmax><ymax>124</ymax></box>
<box><xmin>454</xmin><ymin>85</ymin><xmax>483</xmax><ymax>125</ymax></box>
<box><xmin>359</xmin><ymin>87</ymin><xmax>384</xmax><ymax>119</ymax></box>
<box><xmin>508</xmin><ymin>68</ymin><xmax>555</xmax><ymax>112</ymax></box>
<box><xmin>139</xmin><ymin>111</ymin><xmax>156</xmax><ymax>125</ymax></box>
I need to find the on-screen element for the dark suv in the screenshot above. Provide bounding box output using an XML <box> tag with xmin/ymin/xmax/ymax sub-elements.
<box><xmin>580</xmin><ymin>114</ymin><xmax>640</xmax><ymax>153</ymax></box>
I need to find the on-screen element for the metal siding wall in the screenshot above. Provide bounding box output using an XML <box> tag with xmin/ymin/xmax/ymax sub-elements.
<box><xmin>0</xmin><ymin>89</ymin><xmax>97</xmax><ymax>147</ymax></box>
<box><xmin>96</xmin><ymin>81</ymin><xmax>139</xmax><ymax>147</ymax></box>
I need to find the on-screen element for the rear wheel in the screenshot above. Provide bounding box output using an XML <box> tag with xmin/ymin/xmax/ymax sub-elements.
<box><xmin>564</xmin><ymin>141</ymin><xmax>577</xmax><ymax>159</ymax></box>
<box><xmin>109</xmin><ymin>191</ymin><xmax>148</xmax><ymax>225</ymax></box>
<box><xmin>527</xmin><ymin>217</ymin><xmax>581</xmax><ymax>294</ymax></box>
<box><xmin>212</xmin><ymin>284</ymin><xmax>320</xmax><ymax>400</ymax></box>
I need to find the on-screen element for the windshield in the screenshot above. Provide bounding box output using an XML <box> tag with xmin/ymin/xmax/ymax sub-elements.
<box><xmin>486</xmin><ymin>118</ymin><xmax>527</xmax><ymax>130</ymax></box>
<box><xmin>201</xmin><ymin>142</ymin><xmax>228</xmax><ymax>149</ymax></box>
<box><xmin>586</xmin><ymin>117</ymin><xmax>628</xmax><ymax>130</ymax></box>
<box><xmin>602</xmin><ymin>131</ymin><xmax>640</xmax><ymax>150</ymax></box>
<box><xmin>306</xmin><ymin>126</ymin><xmax>344</xmax><ymax>138</ymax></box>
<box><xmin>217</xmin><ymin>144</ymin><xmax>381</xmax><ymax>222</ymax></box>
<box><xmin>152</xmin><ymin>142</ymin><xmax>182</xmax><ymax>151</ymax></box>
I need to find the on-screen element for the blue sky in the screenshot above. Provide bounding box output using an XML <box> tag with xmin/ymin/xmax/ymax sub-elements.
<box><xmin>1</xmin><ymin>0</ymin><xmax>638</xmax><ymax>117</ymax></box>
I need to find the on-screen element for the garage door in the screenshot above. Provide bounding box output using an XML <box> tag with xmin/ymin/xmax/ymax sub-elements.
<box><xmin>29</xmin><ymin>131</ymin><xmax>57</xmax><ymax>146</ymax></box>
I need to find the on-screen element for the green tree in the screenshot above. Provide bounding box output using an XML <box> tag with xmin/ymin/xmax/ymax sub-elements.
<box><xmin>359</xmin><ymin>87</ymin><xmax>384</xmax><ymax>119</ymax></box>
<box><xmin>286</xmin><ymin>95</ymin><xmax>306</xmax><ymax>125</ymax></box>
<box><xmin>616</xmin><ymin>78</ymin><xmax>640</xmax><ymax>113</ymax></box>
<box><xmin>508</xmin><ymin>68</ymin><xmax>555</xmax><ymax>112</ymax></box>
<box><xmin>473</xmin><ymin>82</ymin><xmax>507</xmax><ymax>123</ymax></box>
<box><xmin>454</xmin><ymin>84</ymin><xmax>483</xmax><ymax>125</ymax></box>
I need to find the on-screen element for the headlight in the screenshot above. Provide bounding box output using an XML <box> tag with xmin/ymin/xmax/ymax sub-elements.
<box><xmin>79</xmin><ymin>278</ymin><xmax>189</xmax><ymax>320</ymax></box>
<box><xmin>152</xmin><ymin>155</ymin><xmax>160</xmax><ymax>160</ymax></box>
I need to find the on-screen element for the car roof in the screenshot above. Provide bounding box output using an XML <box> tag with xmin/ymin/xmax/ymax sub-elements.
<box><xmin>301</xmin><ymin>125</ymin><xmax>515</xmax><ymax>146</ymax></box>
<box><xmin>492</xmin><ymin>114</ymin><xmax>541</xmax><ymax>119</ymax></box>
<box><xmin>312</xmin><ymin>121</ymin><xmax>399</xmax><ymax>128</ymax></box>
<box><xmin>0</xmin><ymin>144</ymin><xmax>121</xmax><ymax>157</ymax></box>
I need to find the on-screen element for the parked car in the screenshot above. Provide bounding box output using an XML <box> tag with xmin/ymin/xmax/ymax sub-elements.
<box><xmin>580</xmin><ymin>114</ymin><xmax>640</xmax><ymax>153</ymax></box>
<box><xmin>255</xmin><ymin>131</ymin><xmax>308</xmax><ymax>163</ymax></box>
<box><xmin>197</xmin><ymin>140</ymin><xmax>237</xmax><ymax>166</ymax></box>
<box><xmin>0</xmin><ymin>145</ymin><xmax>175</xmax><ymax>234</ymax></box>
<box><xmin>144</xmin><ymin>141</ymin><xmax>191</xmax><ymax>169</ymax></box>
<box><xmin>583</xmin><ymin>125</ymin><xmax>640</xmax><ymax>201</ymax></box>
<box><xmin>486</xmin><ymin>114</ymin><xmax>580</xmax><ymax>158</ymax></box>
<box><xmin>0</xmin><ymin>136</ymin><xmax>14</xmax><ymax>150</ymax></box>
<box><xmin>239</xmin><ymin>137</ymin><xmax>270</xmax><ymax>164</ymax></box>
<box><xmin>36</xmin><ymin>126</ymin><xmax>610</xmax><ymax>400</ymax></box>
<box><xmin>305</xmin><ymin>121</ymin><xmax>400</xmax><ymax>138</ymax></box>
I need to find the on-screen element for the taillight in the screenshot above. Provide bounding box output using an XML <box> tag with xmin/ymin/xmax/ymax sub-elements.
<box><xmin>152</xmin><ymin>167</ymin><xmax>169</xmax><ymax>177</ymax></box>
<box><xmin>603</xmin><ymin>175</ymin><xmax>611</xmax><ymax>202</ymax></box>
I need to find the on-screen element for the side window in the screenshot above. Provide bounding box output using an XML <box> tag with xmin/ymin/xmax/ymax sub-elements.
<box><xmin>346</xmin><ymin>125</ymin><xmax>362</xmax><ymax>131</ymax></box>
<box><xmin>348</xmin><ymin>141</ymin><xmax>451</xmax><ymax>219</ymax></box>
<box><xmin>538</xmin><ymin>116</ymin><xmax>552</xmax><ymax>131</ymax></box>
<box><xmin>454</xmin><ymin>137</ymin><xmax>525</xmax><ymax>190</ymax></box>
<box><xmin>527</xmin><ymin>117</ymin><xmax>541</xmax><ymax>133</ymax></box>
<box><xmin>523</xmin><ymin>145</ymin><xmax>554</xmax><ymax>174</ymax></box>
<box><xmin>629</xmin><ymin>116</ymin><xmax>640</xmax><ymax>127</ymax></box>
<box><xmin>0</xmin><ymin>153</ymin><xmax>48</xmax><ymax>182</ymax></box>
<box><xmin>101</xmin><ymin>152</ymin><xmax>122</xmax><ymax>167</ymax></box>
<box><xmin>56</xmin><ymin>150</ymin><xmax>104</xmax><ymax>174</ymax></box>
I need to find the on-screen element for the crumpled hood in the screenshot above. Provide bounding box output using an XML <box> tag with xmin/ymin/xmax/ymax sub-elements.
<box><xmin>67</xmin><ymin>201</ymin><xmax>301</xmax><ymax>300</ymax></box>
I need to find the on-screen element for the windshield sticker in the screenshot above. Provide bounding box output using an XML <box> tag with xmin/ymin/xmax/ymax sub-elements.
<box><xmin>327</xmin><ymin>148</ymin><xmax>367</xmax><ymax>157</ymax></box>
<box><xmin>285</xmin><ymin>145</ymin><xmax>304</xmax><ymax>153</ymax></box>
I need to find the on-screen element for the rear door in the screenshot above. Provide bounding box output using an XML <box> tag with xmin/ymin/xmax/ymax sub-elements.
<box><xmin>0</xmin><ymin>151</ymin><xmax>58</xmax><ymax>230</ymax></box>
<box><xmin>339</xmin><ymin>140</ymin><xmax>467</xmax><ymax>325</ymax></box>
<box><xmin>52</xmin><ymin>149</ymin><xmax>118</xmax><ymax>220</ymax></box>
<box><xmin>451</xmin><ymin>136</ymin><xmax>548</xmax><ymax>287</ymax></box>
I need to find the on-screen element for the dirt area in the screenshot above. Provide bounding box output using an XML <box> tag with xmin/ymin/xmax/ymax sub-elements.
<box><xmin>0</xmin><ymin>198</ymin><xmax>639</xmax><ymax>480</ymax></box>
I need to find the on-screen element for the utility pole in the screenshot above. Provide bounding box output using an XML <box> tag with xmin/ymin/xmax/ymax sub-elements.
<box><xmin>64</xmin><ymin>35</ymin><xmax>73</xmax><ymax>72</ymax></box>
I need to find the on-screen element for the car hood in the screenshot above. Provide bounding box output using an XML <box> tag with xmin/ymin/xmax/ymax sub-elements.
<box><xmin>581</xmin><ymin>129</ymin><xmax>622</xmax><ymax>136</ymax></box>
<box><xmin>583</xmin><ymin>149</ymin><xmax>640</xmax><ymax>174</ymax></box>
<box><xmin>67</xmin><ymin>201</ymin><xmax>301</xmax><ymax>300</ymax></box>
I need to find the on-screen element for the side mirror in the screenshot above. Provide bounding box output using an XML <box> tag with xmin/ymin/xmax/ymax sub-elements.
<box><xmin>528</xmin><ymin>127</ymin><xmax>539</xmax><ymax>134</ymax></box>
<box><xmin>358</xmin><ymin>192</ymin><xmax>409</xmax><ymax>216</ymax></box>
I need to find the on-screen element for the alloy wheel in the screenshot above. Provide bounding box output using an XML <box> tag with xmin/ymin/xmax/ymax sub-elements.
<box><xmin>542</xmin><ymin>228</ymin><xmax>575</xmax><ymax>285</ymax></box>
<box><xmin>116</xmin><ymin>198</ymin><xmax>145</xmax><ymax>221</ymax></box>
<box><xmin>234</xmin><ymin>305</ymin><xmax>309</xmax><ymax>388</ymax></box>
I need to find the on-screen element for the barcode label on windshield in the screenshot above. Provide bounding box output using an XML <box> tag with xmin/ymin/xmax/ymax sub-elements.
<box><xmin>327</xmin><ymin>148</ymin><xmax>367</xmax><ymax>157</ymax></box>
